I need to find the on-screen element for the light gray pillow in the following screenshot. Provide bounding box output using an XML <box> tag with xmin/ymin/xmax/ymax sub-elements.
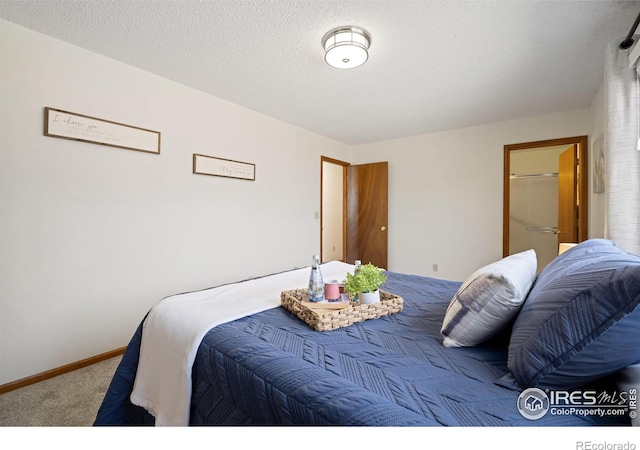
<box><xmin>440</xmin><ymin>249</ymin><xmax>537</xmax><ymax>348</ymax></box>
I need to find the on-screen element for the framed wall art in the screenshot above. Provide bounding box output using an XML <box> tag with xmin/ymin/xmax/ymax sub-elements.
<box><xmin>44</xmin><ymin>107</ymin><xmax>161</xmax><ymax>154</ymax></box>
<box><xmin>593</xmin><ymin>134</ymin><xmax>605</xmax><ymax>194</ymax></box>
<box><xmin>193</xmin><ymin>154</ymin><xmax>255</xmax><ymax>181</ymax></box>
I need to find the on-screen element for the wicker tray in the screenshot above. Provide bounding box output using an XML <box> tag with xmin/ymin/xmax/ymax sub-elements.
<box><xmin>280</xmin><ymin>289</ymin><xmax>403</xmax><ymax>331</ymax></box>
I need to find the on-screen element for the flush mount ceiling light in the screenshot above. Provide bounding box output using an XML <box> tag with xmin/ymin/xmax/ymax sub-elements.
<box><xmin>322</xmin><ymin>26</ymin><xmax>371</xmax><ymax>69</ymax></box>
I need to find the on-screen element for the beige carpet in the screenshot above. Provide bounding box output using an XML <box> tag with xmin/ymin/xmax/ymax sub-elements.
<box><xmin>0</xmin><ymin>356</ymin><xmax>121</xmax><ymax>427</ymax></box>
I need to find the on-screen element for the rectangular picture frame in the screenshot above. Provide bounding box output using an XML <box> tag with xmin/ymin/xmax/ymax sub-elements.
<box><xmin>593</xmin><ymin>134</ymin><xmax>605</xmax><ymax>194</ymax></box>
<box><xmin>44</xmin><ymin>107</ymin><xmax>161</xmax><ymax>154</ymax></box>
<box><xmin>193</xmin><ymin>154</ymin><xmax>255</xmax><ymax>181</ymax></box>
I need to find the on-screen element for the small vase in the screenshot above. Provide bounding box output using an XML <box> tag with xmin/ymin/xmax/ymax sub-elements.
<box><xmin>359</xmin><ymin>290</ymin><xmax>380</xmax><ymax>304</ymax></box>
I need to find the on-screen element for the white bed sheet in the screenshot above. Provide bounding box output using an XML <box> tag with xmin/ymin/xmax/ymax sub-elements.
<box><xmin>130</xmin><ymin>261</ymin><xmax>354</xmax><ymax>426</ymax></box>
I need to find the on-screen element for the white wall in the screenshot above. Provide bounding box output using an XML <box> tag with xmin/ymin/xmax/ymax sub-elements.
<box><xmin>588</xmin><ymin>83</ymin><xmax>606</xmax><ymax>239</ymax></box>
<box><xmin>0</xmin><ymin>20</ymin><xmax>349</xmax><ymax>385</ymax></box>
<box><xmin>350</xmin><ymin>109</ymin><xmax>594</xmax><ymax>282</ymax></box>
<box><xmin>321</xmin><ymin>161</ymin><xmax>344</xmax><ymax>262</ymax></box>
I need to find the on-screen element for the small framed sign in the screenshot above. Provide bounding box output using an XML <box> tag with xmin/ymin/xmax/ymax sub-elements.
<box><xmin>193</xmin><ymin>154</ymin><xmax>256</xmax><ymax>181</ymax></box>
<box><xmin>44</xmin><ymin>107</ymin><xmax>161</xmax><ymax>154</ymax></box>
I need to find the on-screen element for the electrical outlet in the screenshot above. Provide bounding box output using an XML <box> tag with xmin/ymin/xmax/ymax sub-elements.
<box><xmin>432</xmin><ymin>264</ymin><xmax>439</xmax><ymax>272</ymax></box>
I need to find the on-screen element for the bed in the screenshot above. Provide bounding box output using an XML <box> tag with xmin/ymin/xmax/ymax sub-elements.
<box><xmin>94</xmin><ymin>239</ymin><xmax>640</xmax><ymax>427</ymax></box>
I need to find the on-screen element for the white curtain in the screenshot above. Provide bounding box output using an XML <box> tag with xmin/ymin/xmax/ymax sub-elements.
<box><xmin>604</xmin><ymin>40</ymin><xmax>640</xmax><ymax>256</ymax></box>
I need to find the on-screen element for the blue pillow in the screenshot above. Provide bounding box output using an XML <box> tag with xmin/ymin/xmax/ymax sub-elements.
<box><xmin>507</xmin><ymin>239</ymin><xmax>640</xmax><ymax>389</ymax></box>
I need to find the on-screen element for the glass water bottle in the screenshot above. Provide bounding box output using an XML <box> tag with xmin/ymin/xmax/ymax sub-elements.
<box><xmin>308</xmin><ymin>255</ymin><xmax>325</xmax><ymax>302</ymax></box>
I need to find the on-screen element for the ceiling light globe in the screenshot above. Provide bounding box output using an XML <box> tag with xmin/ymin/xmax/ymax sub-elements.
<box><xmin>325</xmin><ymin>44</ymin><xmax>368</xmax><ymax>69</ymax></box>
<box><xmin>322</xmin><ymin>26</ymin><xmax>371</xmax><ymax>69</ymax></box>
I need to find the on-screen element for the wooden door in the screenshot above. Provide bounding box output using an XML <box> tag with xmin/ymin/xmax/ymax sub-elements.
<box><xmin>346</xmin><ymin>162</ymin><xmax>388</xmax><ymax>268</ymax></box>
<box><xmin>557</xmin><ymin>145</ymin><xmax>578</xmax><ymax>246</ymax></box>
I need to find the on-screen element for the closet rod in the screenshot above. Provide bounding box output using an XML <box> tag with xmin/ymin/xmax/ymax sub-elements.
<box><xmin>619</xmin><ymin>10</ymin><xmax>640</xmax><ymax>50</ymax></box>
<box><xmin>510</xmin><ymin>172</ymin><xmax>558</xmax><ymax>179</ymax></box>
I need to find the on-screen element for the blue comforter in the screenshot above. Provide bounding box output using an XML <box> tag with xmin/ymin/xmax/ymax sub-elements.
<box><xmin>94</xmin><ymin>271</ymin><xmax>628</xmax><ymax>426</ymax></box>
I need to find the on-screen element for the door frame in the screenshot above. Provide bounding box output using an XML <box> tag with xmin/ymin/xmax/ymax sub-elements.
<box><xmin>503</xmin><ymin>136</ymin><xmax>588</xmax><ymax>257</ymax></box>
<box><xmin>320</xmin><ymin>156</ymin><xmax>349</xmax><ymax>263</ymax></box>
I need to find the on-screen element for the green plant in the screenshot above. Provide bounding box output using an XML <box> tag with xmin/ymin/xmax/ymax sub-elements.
<box><xmin>342</xmin><ymin>263</ymin><xmax>387</xmax><ymax>298</ymax></box>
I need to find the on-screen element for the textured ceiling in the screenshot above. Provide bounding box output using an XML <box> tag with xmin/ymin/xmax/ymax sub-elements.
<box><xmin>1</xmin><ymin>0</ymin><xmax>639</xmax><ymax>145</ymax></box>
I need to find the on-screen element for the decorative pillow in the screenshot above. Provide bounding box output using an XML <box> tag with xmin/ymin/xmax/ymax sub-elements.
<box><xmin>440</xmin><ymin>249</ymin><xmax>537</xmax><ymax>348</ymax></box>
<box><xmin>507</xmin><ymin>239</ymin><xmax>640</xmax><ymax>389</ymax></box>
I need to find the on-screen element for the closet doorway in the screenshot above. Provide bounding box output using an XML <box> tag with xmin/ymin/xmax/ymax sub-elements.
<box><xmin>503</xmin><ymin>136</ymin><xmax>588</xmax><ymax>272</ymax></box>
<box><xmin>321</xmin><ymin>157</ymin><xmax>348</xmax><ymax>263</ymax></box>
<box><xmin>320</xmin><ymin>157</ymin><xmax>388</xmax><ymax>268</ymax></box>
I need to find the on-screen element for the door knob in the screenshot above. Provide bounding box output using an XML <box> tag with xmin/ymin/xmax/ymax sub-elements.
<box><xmin>381</xmin><ymin>226</ymin><xmax>387</xmax><ymax>231</ymax></box>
